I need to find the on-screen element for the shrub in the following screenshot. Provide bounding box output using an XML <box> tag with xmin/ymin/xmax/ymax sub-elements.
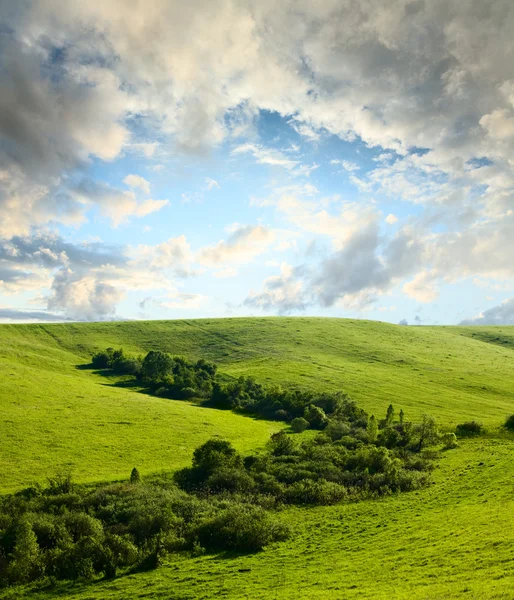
<box><xmin>206</xmin><ymin>468</ymin><xmax>256</xmax><ymax>494</ymax></box>
<box><xmin>504</xmin><ymin>415</ymin><xmax>514</xmax><ymax>431</ymax></box>
<box><xmin>46</xmin><ymin>472</ymin><xmax>74</xmax><ymax>495</ymax></box>
<box><xmin>304</xmin><ymin>405</ymin><xmax>328</xmax><ymax>429</ymax></box>
<box><xmin>290</xmin><ymin>417</ymin><xmax>309</xmax><ymax>433</ymax></box>
<box><xmin>130</xmin><ymin>468</ymin><xmax>141</xmax><ymax>484</ymax></box>
<box><xmin>441</xmin><ymin>432</ymin><xmax>458</xmax><ymax>449</ymax></box>
<box><xmin>268</xmin><ymin>431</ymin><xmax>296</xmax><ymax>456</ymax></box>
<box><xmin>455</xmin><ymin>421</ymin><xmax>484</xmax><ymax>437</ymax></box>
<box><xmin>194</xmin><ymin>505</ymin><xmax>290</xmax><ymax>552</ymax></box>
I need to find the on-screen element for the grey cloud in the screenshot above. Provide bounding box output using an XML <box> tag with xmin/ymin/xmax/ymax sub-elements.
<box><xmin>0</xmin><ymin>308</ymin><xmax>72</xmax><ymax>322</ymax></box>
<box><xmin>314</xmin><ymin>225</ymin><xmax>422</xmax><ymax>307</ymax></box>
<box><xmin>460</xmin><ymin>298</ymin><xmax>514</xmax><ymax>325</ymax></box>
<box><xmin>47</xmin><ymin>267</ymin><xmax>122</xmax><ymax>321</ymax></box>
<box><xmin>0</xmin><ymin>234</ymin><xmax>127</xmax><ymax>269</ymax></box>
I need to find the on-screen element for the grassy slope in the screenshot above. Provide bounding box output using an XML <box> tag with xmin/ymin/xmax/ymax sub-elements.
<box><xmin>1</xmin><ymin>317</ymin><xmax>514</xmax><ymax>599</ymax></box>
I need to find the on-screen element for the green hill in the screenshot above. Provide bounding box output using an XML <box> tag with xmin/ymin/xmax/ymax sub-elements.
<box><xmin>1</xmin><ymin>317</ymin><xmax>514</xmax><ymax>599</ymax></box>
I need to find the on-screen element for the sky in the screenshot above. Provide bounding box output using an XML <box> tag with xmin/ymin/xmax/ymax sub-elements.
<box><xmin>1</xmin><ymin>0</ymin><xmax>514</xmax><ymax>325</ymax></box>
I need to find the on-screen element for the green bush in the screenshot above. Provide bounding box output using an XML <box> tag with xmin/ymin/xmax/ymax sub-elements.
<box><xmin>290</xmin><ymin>417</ymin><xmax>309</xmax><ymax>433</ymax></box>
<box><xmin>194</xmin><ymin>505</ymin><xmax>290</xmax><ymax>552</ymax></box>
<box><xmin>455</xmin><ymin>421</ymin><xmax>485</xmax><ymax>437</ymax></box>
<box><xmin>441</xmin><ymin>432</ymin><xmax>458</xmax><ymax>449</ymax></box>
<box><xmin>504</xmin><ymin>414</ymin><xmax>514</xmax><ymax>431</ymax></box>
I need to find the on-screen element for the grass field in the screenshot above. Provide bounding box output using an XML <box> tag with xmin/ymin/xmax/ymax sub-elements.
<box><xmin>1</xmin><ymin>317</ymin><xmax>514</xmax><ymax>599</ymax></box>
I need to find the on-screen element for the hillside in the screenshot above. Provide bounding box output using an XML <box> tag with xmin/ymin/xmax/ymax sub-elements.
<box><xmin>1</xmin><ymin>318</ymin><xmax>514</xmax><ymax>492</ymax></box>
<box><xmin>1</xmin><ymin>318</ymin><xmax>514</xmax><ymax>599</ymax></box>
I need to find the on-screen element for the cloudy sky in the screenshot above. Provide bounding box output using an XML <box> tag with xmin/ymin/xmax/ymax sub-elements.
<box><xmin>1</xmin><ymin>0</ymin><xmax>514</xmax><ymax>325</ymax></box>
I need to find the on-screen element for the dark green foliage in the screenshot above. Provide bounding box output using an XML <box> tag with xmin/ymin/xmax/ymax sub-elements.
<box><xmin>304</xmin><ymin>404</ymin><xmax>328</xmax><ymax>429</ymax></box>
<box><xmin>504</xmin><ymin>415</ymin><xmax>514</xmax><ymax>431</ymax></box>
<box><xmin>290</xmin><ymin>417</ymin><xmax>309</xmax><ymax>433</ymax></box>
<box><xmin>412</xmin><ymin>415</ymin><xmax>439</xmax><ymax>451</ymax></box>
<box><xmin>140</xmin><ymin>351</ymin><xmax>175</xmax><ymax>383</ymax></box>
<box><xmin>268</xmin><ymin>431</ymin><xmax>295</xmax><ymax>456</ymax></box>
<box><xmin>194</xmin><ymin>505</ymin><xmax>289</xmax><ymax>552</ymax></box>
<box><xmin>46</xmin><ymin>472</ymin><xmax>74</xmax><ymax>495</ymax></box>
<box><xmin>455</xmin><ymin>421</ymin><xmax>485</xmax><ymax>437</ymax></box>
<box><xmin>130</xmin><ymin>468</ymin><xmax>141</xmax><ymax>484</ymax></box>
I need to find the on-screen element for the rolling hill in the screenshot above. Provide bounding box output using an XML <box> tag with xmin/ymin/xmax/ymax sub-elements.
<box><xmin>1</xmin><ymin>317</ymin><xmax>514</xmax><ymax>599</ymax></box>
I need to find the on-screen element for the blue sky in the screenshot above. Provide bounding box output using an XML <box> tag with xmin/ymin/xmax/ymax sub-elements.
<box><xmin>1</xmin><ymin>0</ymin><xmax>514</xmax><ymax>325</ymax></box>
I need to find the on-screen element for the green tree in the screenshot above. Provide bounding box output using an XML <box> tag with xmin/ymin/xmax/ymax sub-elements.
<box><xmin>367</xmin><ymin>414</ymin><xmax>378</xmax><ymax>443</ymax></box>
<box><xmin>192</xmin><ymin>439</ymin><xmax>242</xmax><ymax>475</ymax></box>
<box><xmin>413</xmin><ymin>415</ymin><xmax>439</xmax><ymax>451</ymax></box>
<box><xmin>385</xmin><ymin>404</ymin><xmax>395</xmax><ymax>426</ymax></box>
<box><xmin>8</xmin><ymin>519</ymin><xmax>40</xmax><ymax>584</ymax></box>
<box><xmin>140</xmin><ymin>351</ymin><xmax>174</xmax><ymax>383</ymax></box>
<box><xmin>304</xmin><ymin>404</ymin><xmax>328</xmax><ymax>429</ymax></box>
<box><xmin>130</xmin><ymin>467</ymin><xmax>141</xmax><ymax>484</ymax></box>
<box><xmin>290</xmin><ymin>417</ymin><xmax>309</xmax><ymax>433</ymax></box>
<box><xmin>268</xmin><ymin>431</ymin><xmax>295</xmax><ymax>456</ymax></box>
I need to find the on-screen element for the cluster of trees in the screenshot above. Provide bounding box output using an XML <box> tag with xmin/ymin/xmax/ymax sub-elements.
<box><xmin>0</xmin><ymin>472</ymin><xmax>288</xmax><ymax>588</ymax></box>
<box><xmin>176</xmin><ymin>404</ymin><xmax>441</xmax><ymax>506</ymax></box>
<box><xmin>91</xmin><ymin>348</ymin><xmax>369</xmax><ymax>428</ymax></box>
<box><xmin>1</xmin><ymin>394</ymin><xmax>450</xmax><ymax>591</ymax></box>
<box><xmin>91</xmin><ymin>348</ymin><xmax>217</xmax><ymax>400</ymax></box>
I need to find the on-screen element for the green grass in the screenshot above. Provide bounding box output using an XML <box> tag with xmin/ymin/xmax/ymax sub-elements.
<box><xmin>1</xmin><ymin>317</ymin><xmax>514</xmax><ymax>599</ymax></box>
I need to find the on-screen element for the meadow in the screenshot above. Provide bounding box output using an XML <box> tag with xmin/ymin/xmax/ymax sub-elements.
<box><xmin>1</xmin><ymin>317</ymin><xmax>514</xmax><ymax>598</ymax></box>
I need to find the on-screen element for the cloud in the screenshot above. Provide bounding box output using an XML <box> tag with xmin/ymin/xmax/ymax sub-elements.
<box><xmin>0</xmin><ymin>308</ymin><xmax>71</xmax><ymax>322</ymax></box>
<box><xmin>72</xmin><ymin>179</ymin><xmax>169</xmax><ymax>226</ymax></box>
<box><xmin>385</xmin><ymin>213</ymin><xmax>398</xmax><ymax>224</ymax></box>
<box><xmin>403</xmin><ymin>271</ymin><xmax>439</xmax><ymax>303</ymax></box>
<box><xmin>124</xmin><ymin>174</ymin><xmax>151</xmax><ymax>194</ymax></box>
<box><xmin>129</xmin><ymin>235</ymin><xmax>192</xmax><ymax>271</ymax></box>
<box><xmin>231</xmin><ymin>143</ymin><xmax>299</xmax><ymax>171</ymax></box>
<box><xmin>245</xmin><ymin>263</ymin><xmax>307</xmax><ymax>314</ymax></box>
<box><xmin>197</xmin><ymin>224</ymin><xmax>275</xmax><ymax>266</ymax></box>
<box><xmin>460</xmin><ymin>298</ymin><xmax>514</xmax><ymax>325</ymax></box>
<box><xmin>47</xmin><ymin>268</ymin><xmax>123</xmax><ymax>321</ymax></box>
<box><xmin>331</xmin><ymin>159</ymin><xmax>360</xmax><ymax>172</ymax></box>
<box><xmin>205</xmin><ymin>177</ymin><xmax>220</xmax><ymax>190</ymax></box>
<box><xmin>2</xmin><ymin>0</ymin><xmax>514</xmax><ymax>320</ymax></box>
<box><xmin>158</xmin><ymin>292</ymin><xmax>208</xmax><ymax>310</ymax></box>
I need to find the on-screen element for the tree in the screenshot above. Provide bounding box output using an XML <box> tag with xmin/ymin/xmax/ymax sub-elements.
<box><xmin>304</xmin><ymin>404</ymin><xmax>328</xmax><ymax>429</ymax></box>
<box><xmin>130</xmin><ymin>467</ymin><xmax>141</xmax><ymax>484</ymax></box>
<box><xmin>399</xmin><ymin>409</ymin><xmax>405</xmax><ymax>424</ymax></box>
<box><xmin>385</xmin><ymin>404</ymin><xmax>395</xmax><ymax>426</ymax></box>
<box><xmin>366</xmin><ymin>415</ymin><xmax>378</xmax><ymax>443</ymax></box>
<box><xmin>268</xmin><ymin>431</ymin><xmax>295</xmax><ymax>456</ymax></box>
<box><xmin>140</xmin><ymin>351</ymin><xmax>174</xmax><ymax>383</ymax></box>
<box><xmin>192</xmin><ymin>439</ymin><xmax>242</xmax><ymax>475</ymax></box>
<box><xmin>7</xmin><ymin>520</ymin><xmax>40</xmax><ymax>584</ymax></box>
<box><xmin>290</xmin><ymin>417</ymin><xmax>309</xmax><ymax>433</ymax></box>
<box><xmin>413</xmin><ymin>415</ymin><xmax>439</xmax><ymax>451</ymax></box>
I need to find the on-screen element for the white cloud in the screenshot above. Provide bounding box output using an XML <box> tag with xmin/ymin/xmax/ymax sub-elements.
<box><xmin>197</xmin><ymin>224</ymin><xmax>275</xmax><ymax>266</ymax></box>
<box><xmin>385</xmin><ymin>213</ymin><xmax>398</xmax><ymax>224</ymax></box>
<box><xmin>403</xmin><ymin>271</ymin><xmax>439</xmax><ymax>303</ymax></box>
<box><xmin>124</xmin><ymin>174</ymin><xmax>151</xmax><ymax>194</ymax></box>
<box><xmin>205</xmin><ymin>177</ymin><xmax>220</xmax><ymax>190</ymax></box>
<box><xmin>231</xmin><ymin>143</ymin><xmax>299</xmax><ymax>171</ymax></box>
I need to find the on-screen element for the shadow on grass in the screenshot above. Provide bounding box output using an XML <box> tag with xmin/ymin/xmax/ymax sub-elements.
<box><xmin>76</xmin><ymin>362</ymin><xmax>289</xmax><ymax>426</ymax></box>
